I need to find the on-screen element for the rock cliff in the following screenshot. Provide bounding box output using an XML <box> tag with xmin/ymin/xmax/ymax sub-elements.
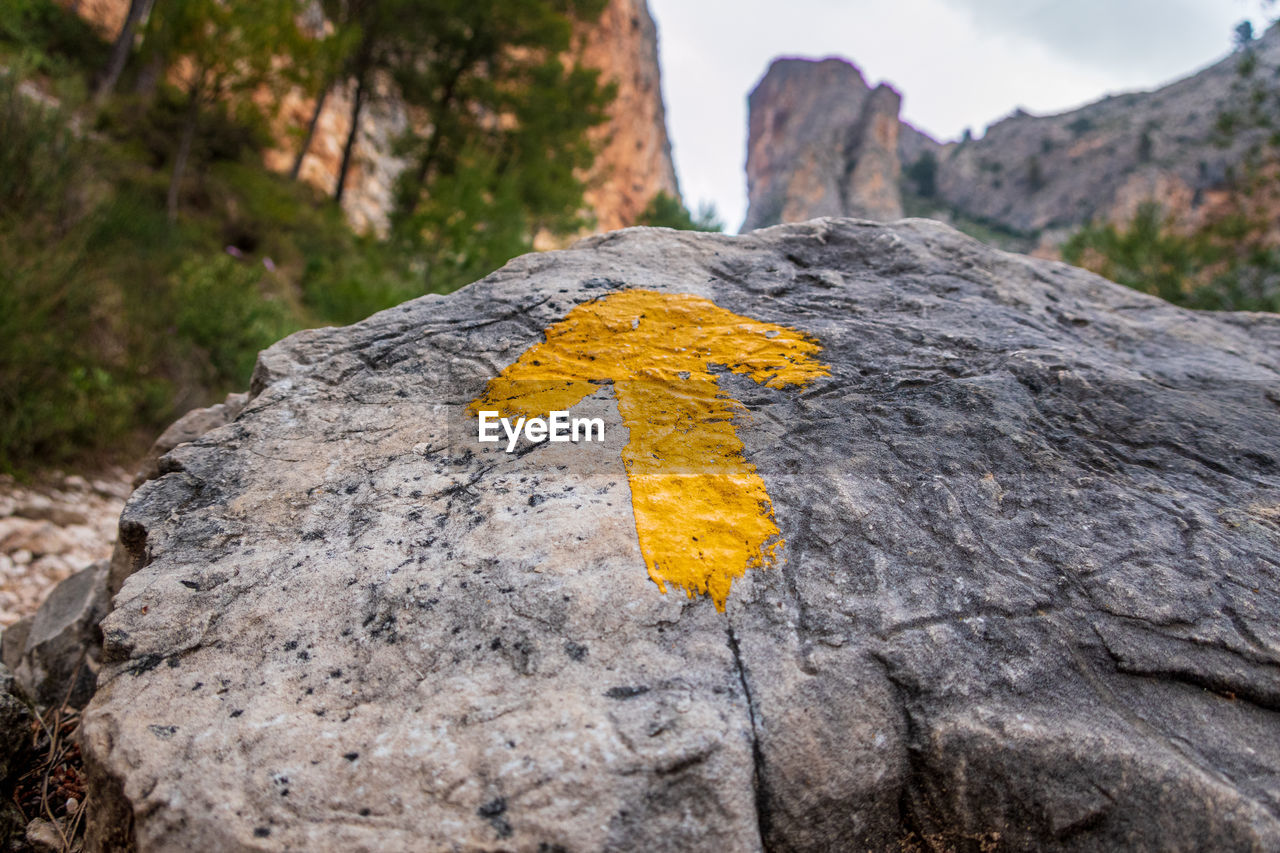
<box><xmin>748</xmin><ymin>26</ymin><xmax>1280</xmax><ymax>250</ymax></box>
<box><xmin>916</xmin><ymin>23</ymin><xmax>1280</xmax><ymax>246</ymax></box>
<box><xmin>66</xmin><ymin>0</ymin><xmax>680</xmax><ymax>236</ymax></box>
<box><xmin>576</xmin><ymin>0</ymin><xmax>681</xmax><ymax>234</ymax></box>
<box><xmin>81</xmin><ymin>219</ymin><xmax>1280</xmax><ymax>851</ymax></box>
<box><xmin>742</xmin><ymin>59</ymin><xmax>903</xmax><ymax>231</ymax></box>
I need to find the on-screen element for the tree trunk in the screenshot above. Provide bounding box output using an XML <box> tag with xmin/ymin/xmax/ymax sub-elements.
<box><xmin>334</xmin><ymin>73</ymin><xmax>367</xmax><ymax>205</ymax></box>
<box><xmin>400</xmin><ymin>63</ymin><xmax>467</xmax><ymax>219</ymax></box>
<box><xmin>94</xmin><ymin>0</ymin><xmax>153</xmax><ymax>104</ymax></box>
<box><xmin>167</xmin><ymin>91</ymin><xmax>200</xmax><ymax>222</ymax></box>
<box><xmin>133</xmin><ymin>54</ymin><xmax>163</xmax><ymax>98</ymax></box>
<box><xmin>290</xmin><ymin>85</ymin><xmax>330</xmax><ymax>181</ymax></box>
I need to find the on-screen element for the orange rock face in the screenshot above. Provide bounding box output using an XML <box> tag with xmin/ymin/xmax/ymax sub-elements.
<box><xmin>575</xmin><ymin>0</ymin><xmax>681</xmax><ymax>233</ymax></box>
<box><xmin>63</xmin><ymin>0</ymin><xmax>127</xmax><ymax>36</ymax></box>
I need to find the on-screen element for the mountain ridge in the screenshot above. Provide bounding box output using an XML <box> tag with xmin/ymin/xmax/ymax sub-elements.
<box><xmin>745</xmin><ymin>23</ymin><xmax>1280</xmax><ymax>254</ymax></box>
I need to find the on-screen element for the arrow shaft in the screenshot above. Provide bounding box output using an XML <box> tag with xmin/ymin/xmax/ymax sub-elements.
<box><xmin>615</xmin><ymin>380</ymin><xmax>782</xmax><ymax>611</ymax></box>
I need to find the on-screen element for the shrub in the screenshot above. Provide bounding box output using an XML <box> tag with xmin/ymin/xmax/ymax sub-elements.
<box><xmin>636</xmin><ymin>192</ymin><xmax>724</xmax><ymax>232</ymax></box>
<box><xmin>0</xmin><ymin>71</ymin><xmax>84</xmax><ymax>229</ymax></box>
<box><xmin>905</xmin><ymin>151</ymin><xmax>938</xmax><ymax>198</ymax></box>
<box><xmin>171</xmin><ymin>255</ymin><xmax>299</xmax><ymax>384</ymax></box>
<box><xmin>1062</xmin><ymin>201</ymin><xmax>1280</xmax><ymax>312</ymax></box>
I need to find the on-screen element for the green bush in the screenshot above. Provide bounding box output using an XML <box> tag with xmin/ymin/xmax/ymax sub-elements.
<box><xmin>0</xmin><ymin>0</ymin><xmax>107</xmax><ymax>80</ymax></box>
<box><xmin>171</xmin><ymin>255</ymin><xmax>299</xmax><ymax>383</ymax></box>
<box><xmin>636</xmin><ymin>191</ymin><xmax>723</xmax><ymax>232</ymax></box>
<box><xmin>0</xmin><ymin>71</ymin><xmax>84</xmax><ymax>227</ymax></box>
<box><xmin>1062</xmin><ymin>202</ymin><xmax>1280</xmax><ymax>312</ymax></box>
<box><xmin>904</xmin><ymin>151</ymin><xmax>938</xmax><ymax>199</ymax></box>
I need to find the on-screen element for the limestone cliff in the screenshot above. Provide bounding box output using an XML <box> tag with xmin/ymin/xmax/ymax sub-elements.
<box><xmin>65</xmin><ymin>0</ymin><xmax>680</xmax><ymax>236</ymax></box>
<box><xmin>750</xmin><ymin>26</ymin><xmax>1280</xmax><ymax>252</ymax></box>
<box><xmin>576</xmin><ymin>0</ymin><xmax>681</xmax><ymax>233</ymax></box>
<box><xmin>742</xmin><ymin>58</ymin><xmax>903</xmax><ymax>232</ymax></box>
<box><xmin>914</xmin><ymin>23</ymin><xmax>1280</xmax><ymax>250</ymax></box>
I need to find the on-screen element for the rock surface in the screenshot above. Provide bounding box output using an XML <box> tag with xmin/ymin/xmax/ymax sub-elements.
<box><xmin>743</xmin><ymin>59</ymin><xmax>904</xmax><ymax>231</ymax></box>
<box><xmin>917</xmin><ymin>24</ymin><xmax>1280</xmax><ymax>241</ymax></box>
<box><xmin>0</xmin><ymin>665</ymin><xmax>33</xmax><ymax>786</ymax></box>
<box><xmin>575</xmin><ymin>0</ymin><xmax>682</xmax><ymax>234</ymax></box>
<box><xmin>12</xmin><ymin>560</ymin><xmax>109</xmax><ymax>709</ymax></box>
<box><xmin>0</xmin><ymin>664</ymin><xmax>34</xmax><ymax>851</ymax></box>
<box><xmin>131</xmin><ymin>393</ymin><xmax>249</xmax><ymax>489</ymax></box>
<box><xmin>82</xmin><ymin>219</ymin><xmax>1280</xmax><ymax>851</ymax></box>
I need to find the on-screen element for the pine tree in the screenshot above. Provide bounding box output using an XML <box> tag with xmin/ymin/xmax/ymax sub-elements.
<box><xmin>380</xmin><ymin>0</ymin><xmax>616</xmax><ymax>286</ymax></box>
<box><xmin>138</xmin><ymin>0</ymin><xmax>315</xmax><ymax>220</ymax></box>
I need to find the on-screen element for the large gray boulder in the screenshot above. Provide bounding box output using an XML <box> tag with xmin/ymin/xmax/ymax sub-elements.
<box><xmin>82</xmin><ymin>220</ymin><xmax>1280</xmax><ymax>851</ymax></box>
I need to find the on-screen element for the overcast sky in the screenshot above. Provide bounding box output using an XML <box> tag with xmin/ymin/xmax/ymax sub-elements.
<box><xmin>647</xmin><ymin>0</ymin><xmax>1274</xmax><ymax>232</ymax></box>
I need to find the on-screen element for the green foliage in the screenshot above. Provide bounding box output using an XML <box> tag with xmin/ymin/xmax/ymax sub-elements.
<box><xmin>1062</xmin><ymin>202</ymin><xmax>1280</xmax><ymax>312</ymax></box>
<box><xmin>1</xmin><ymin>0</ymin><xmax>619</xmax><ymax>472</ymax></box>
<box><xmin>385</xmin><ymin>0</ymin><xmax>616</xmax><ymax>261</ymax></box>
<box><xmin>0</xmin><ymin>0</ymin><xmax>107</xmax><ymax>79</ymax></box>
<box><xmin>0</xmin><ymin>73</ymin><xmax>149</xmax><ymax>470</ymax></box>
<box><xmin>904</xmin><ymin>151</ymin><xmax>938</xmax><ymax>199</ymax></box>
<box><xmin>402</xmin><ymin>151</ymin><xmax>533</xmax><ymax>290</ymax></box>
<box><xmin>636</xmin><ymin>192</ymin><xmax>724</xmax><ymax>232</ymax></box>
<box><xmin>299</xmin><ymin>243</ymin><xmax>425</xmax><ymax>327</ymax></box>
<box><xmin>141</xmin><ymin>0</ymin><xmax>315</xmax><ymax>103</ymax></box>
<box><xmin>1062</xmin><ymin>204</ymin><xmax>1201</xmax><ymax>304</ymax></box>
<box><xmin>171</xmin><ymin>256</ymin><xmax>299</xmax><ymax>382</ymax></box>
<box><xmin>140</xmin><ymin>0</ymin><xmax>317</xmax><ymax>218</ymax></box>
<box><xmin>0</xmin><ymin>69</ymin><xmax>429</xmax><ymax>473</ymax></box>
<box><xmin>0</xmin><ymin>71</ymin><xmax>82</xmax><ymax>225</ymax></box>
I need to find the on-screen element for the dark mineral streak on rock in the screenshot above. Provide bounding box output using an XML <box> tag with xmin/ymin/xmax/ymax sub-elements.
<box><xmin>81</xmin><ymin>220</ymin><xmax>1280</xmax><ymax>851</ymax></box>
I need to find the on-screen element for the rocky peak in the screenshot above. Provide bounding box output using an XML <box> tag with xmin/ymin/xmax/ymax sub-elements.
<box><xmin>577</xmin><ymin>0</ymin><xmax>681</xmax><ymax>233</ymax></box>
<box><xmin>743</xmin><ymin>57</ymin><xmax>904</xmax><ymax>231</ymax></box>
<box><xmin>752</xmin><ymin>24</ymin><xmax>1280</xmax><ymax>252</ymax></box>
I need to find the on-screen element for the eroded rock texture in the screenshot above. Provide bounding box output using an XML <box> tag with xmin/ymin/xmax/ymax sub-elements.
<box><xmin>577</xmin><ymin>0</ymin><xmax>681</xmax><ymax>234</ymax></box>
<box><xmin>82</xmin><ymin>220</ymin><xmax>1280</xmax><ymax>851</ymax></box>
<box><xmin>743</xmin><ymin>59</ymin><xmax>904</xmax><ymax>231</ymax></box>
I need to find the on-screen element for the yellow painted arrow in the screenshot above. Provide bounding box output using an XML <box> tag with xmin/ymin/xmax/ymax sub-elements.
<box><xmin>469</xmin><ymin>289</ymin><xmax>829</xmax><ymax>610</ymax></box>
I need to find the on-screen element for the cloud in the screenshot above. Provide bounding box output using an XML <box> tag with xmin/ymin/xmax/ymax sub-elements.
<box><xmin>944</xmin><ymin>0</ymin><xmax>1252</xmax><ymax>76</ymax></box>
